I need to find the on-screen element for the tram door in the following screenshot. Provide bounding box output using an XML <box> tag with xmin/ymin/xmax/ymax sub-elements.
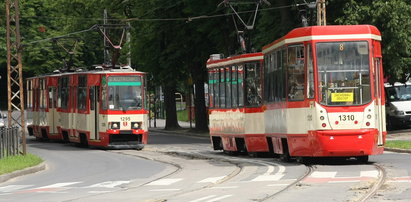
<box><xmin>374</xmin><ymin>57</ymin><xmax>384</xmax><ymax>146</ymax></box>
<box><xmin>48</xmin><ymin>87</ymin><xmax>57</xmax><ymax>134</ymax></box>
<box><xmin>89</xmin><ymin>86</ymin><xmax>99</xmax><ymax>140</ymax></box>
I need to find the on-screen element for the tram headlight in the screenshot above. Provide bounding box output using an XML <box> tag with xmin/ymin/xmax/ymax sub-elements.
<box><xmin>109</xmin><ymin>122</ymin><xmax>120</xmax><ymax>129</ymax></box>
<box><xmin>131</xmin><ymin>122</ymin><xmax>142</xmax><ymax>129</ymax></box>
<box><xmin>367</xmin><ymin>114</ymin><xmax>372</xmax><ymax>119</ymax></box>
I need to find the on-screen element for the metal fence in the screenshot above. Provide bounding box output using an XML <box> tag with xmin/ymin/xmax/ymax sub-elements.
<box><xmin>0</xmin><ymin>127</ymin><xmax>20</xmax><ymax>159</ymax></box>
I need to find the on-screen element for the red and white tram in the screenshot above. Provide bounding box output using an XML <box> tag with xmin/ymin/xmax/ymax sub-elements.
<box><xmin>207</xmin><ymin>53</ymin><xmax>266</xmax><ymax>153</ymax></box>
<box><xmin>26</xmin><ymin>66</ymin><xmax>149</xmax><ymax>149</ymax></box>
<box><xmin>208</xmin><ymin>25</ymin><xmax>386</xmax><ymax>162</ymax></box>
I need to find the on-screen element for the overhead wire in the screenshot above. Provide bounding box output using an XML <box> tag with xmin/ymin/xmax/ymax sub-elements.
<box><xmin>20</xmin><ymin>2</ymin><xmax>304</xmax><ymax>46</ymax></box>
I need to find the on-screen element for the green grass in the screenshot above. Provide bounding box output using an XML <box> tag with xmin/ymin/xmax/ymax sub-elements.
<box><xmin>386</xmin><ymin>140</ymin><xmax>411</xmax><ymax>150</ymax></box>
<box><xmin>0</xmin><ymin>154</ymin><xmax>43</xmax><ymax>175</ymax></box>
<box><xmin>177</xmin><ymin>109</ymin><xmax>190</xmax><ymax>122</ymax></box>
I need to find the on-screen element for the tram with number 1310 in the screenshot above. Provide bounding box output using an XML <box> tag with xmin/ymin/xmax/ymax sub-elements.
<box><xmin>26</xmin><ymin>66</ymin><xmax>149</xmax><ymax>149</ymax></box>
<box><xmin>207</xmin><ymin>25</ymin><xmax>386</xmax><ymax>162</ymax></box>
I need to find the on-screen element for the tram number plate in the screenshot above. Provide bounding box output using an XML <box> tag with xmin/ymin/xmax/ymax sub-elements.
<box><xmin>120</xmin><ymin>117</ymin><xmax>131</xmax><ymax>121</ymax></box>
<box><xmin>338</xmin><ymin>114</ymin><xmax>355</xmax><ymax>121</ymax></box>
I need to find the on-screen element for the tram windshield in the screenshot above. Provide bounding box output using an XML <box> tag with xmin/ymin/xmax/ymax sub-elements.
<box><xmin>107</xmin><ymin>76</ymin><xmax>142</xmax><ymax>110</ymax></box>
<box><xmin>316</xmin><ymin>41</ymin><xmax>371</xmax><ymax>106</ymax></box>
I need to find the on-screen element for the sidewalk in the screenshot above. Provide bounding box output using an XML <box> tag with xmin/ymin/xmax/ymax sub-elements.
<box><xmin>148</xmin><ymin>119</ymin><xmax>209</xmax><ymax>138</ymax></box>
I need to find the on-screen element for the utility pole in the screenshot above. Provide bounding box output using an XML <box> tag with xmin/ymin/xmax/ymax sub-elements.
<box><xmin>103</xmin><ymin>9</ymin><xmax>111</xmax><ymax>65</ymax></box>
<box><xmin>317</xmin><ymin>0</ymin><xmax>326</xmax><ymax>26</ymax></box>
<box><xmin>5</xmin><ymin>0</ymin><xmax>26</xmax><ymax>155</ymax></box>
<box><xmin>127</xmin><ymin>22</ymin><xmax>131</xmax><ymax>67</ymax></box>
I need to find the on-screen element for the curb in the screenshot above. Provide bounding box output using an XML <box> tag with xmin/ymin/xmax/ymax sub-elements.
<box><xmin>149</xmin><ymin>128</ymin><xmax>209</xmax><ymax>139</ymax></box>
<box><xmin>384</xmin><ymin>147</ymin><xmax>411</xmax><ymax>154</ymax></box>
<box><xmin>0</xmin><ymin>162</ymin><xmax>46</xmax><ymax>184</ymax></box>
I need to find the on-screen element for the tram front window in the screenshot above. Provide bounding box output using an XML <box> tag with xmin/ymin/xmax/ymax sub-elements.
<box><xmin>107</xmin><ymin>76</ymin><xmax>142</xmax><ymax>110</ymax></box>
<box><xmin>316</xmin><ymin>41</ymin><xmax>371</xmax><ymax>106</ymax></box>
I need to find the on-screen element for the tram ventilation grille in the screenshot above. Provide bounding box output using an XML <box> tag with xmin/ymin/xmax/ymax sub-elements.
<box><xmin>109</xmin><ymin>134</ymin><xmax>142</xmax><ymax>144</ymax></box>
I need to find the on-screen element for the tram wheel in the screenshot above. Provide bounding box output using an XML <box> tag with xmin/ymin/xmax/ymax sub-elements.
<box><xmin>296</xmin><ymin>157</ymin><xmax>312</xmax><ymax>165</ymax></box>
<box><xmin>357</xmin><ymin>155</ymin><xmax>369</xmax><ymax>163</ymax></box>
<box><xmin>279</xmin><ymin>152</ymin><xmax>292</xmax><ymax>162</ymax></box>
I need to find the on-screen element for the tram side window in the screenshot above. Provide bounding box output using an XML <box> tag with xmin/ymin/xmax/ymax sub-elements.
<box><xmin>58</xmin><ymin>77</ymin><xmax>69</xmax><ymax>109</ymax></box>
<box><xmin>238</xmin><ymin>65</ymin><xmax>245</xmax><ymax>107</ymax></box>
<box><xmin>214</xmin><ymin>70</ymin><xmax>219</xmax><ymax>108</ymax></box>
<box><xmin>307</xmin><ymin>44</ymin><xmax>315</xmax><ymax>99</ymax></box>
<box><xmin>287</xmin><ymin>45</ymin><xmax>305</xmax><ymax>101</ymax></box>
<box><xmin>208</xmin><ymin>71</ymin><xmax>214</xmax><ymax>108</ymax></box>
<box><xmin>219</xmin><ymin>68</ymin><xmax>226</xmax><ymax>108</ymax></box>
<box><xmin>245</xmin><ymin>62</ymin><xmax>262</xmax><ymax>106</ymax></box>
<box><xmin>225</xmin><ymin>67</ymin><xmax>232</xmax><ymax>108</ymax></box>
<box><xmin>231</xmin><ymin>66</ymin><xmax>238</xmax><ymax>108</ymax></box>
<box><xmin>281</xmin><ymin>48</ymin><xmax>287</xmax><ymax>101</ymax></box>
<box><xmin>77</xmin><ymin>75</ymin><xmax>87</xmax><ymax>110</ymax></box>
<box><xmin>39</xmin><ymin>79</ymin><xmax>45</xmax><ymax>109</ymax></box>
<box><xmin>48</xmin><ymin>87</ymin><xmax>54</xmax><ymax>108</ymax></box>
<box><xmin>263</xmin><ymin>54</ymin><xmax>271</xmax><ymax>102</ymax></box>
<box><xmin>270</xmin><ymin>51</ymin><xmax>276</xmax><ymax>102</ymax></box>
<box><xmin>26</xmin><ymin>80</ymin><xmax>33</xmax><ymax>109</ymax></box>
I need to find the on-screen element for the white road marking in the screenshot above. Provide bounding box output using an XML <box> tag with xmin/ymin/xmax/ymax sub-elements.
<box><xmin>208</xmin><ymin>186</ymin><xmax>238</xmax><ymax>189</ymax></box>
<box><xmin>37</xmin><ymin>182</ymin><xmax>82</xmax><ymax>189</ymax></box>
<box><xmin>267</xmin><ymin>184</ymin><xmax>289</xmax><ymax>187</ymax></box>
<box><xmin>206</xmin><ymin>195</ymin><xmax>232</xmax><ymax>202</ymax></box>
<box><xmin>360</xmin><ymin>170</ymin><xmax>379</xmax><ymax>178</ymax></box>
<box><xmin>329</xmin><ymin>180</ymin><xmax>361</xmax><ymax>183</ymax></box>
<box><xmin>197</xmin><ymin>176</ymin><xmax>226</xmax><ymax>183</ymax></box>
<box><xmin>251</xmin><ymin>162</ymin><xmax>286</xmax><ymax>181</ymax></box>
<box><xmin>0</xmin><ymin>185</ymin><xmax>32</xmax><ymax>192</ymax></box>
<box><xmin>310</xmin><ymin>171</ymin><xmax>337</xmax><ymax>178</ymax></box>
<box><xmin>87</xmin><ymin>181</ymin><xmax>130</xmax><ymax>188</ymax></box>
<box><xmin>252</xmin><ymin>174</ymin><xmax>285</xmax><ymax>181</ymax></box>
<box><xmin>189</xmin><ymin>195</ymin><xmax>217</xmax><ymax>202</ymax></box>
<box><xmin>149</xmin><ymin>189</ymin><xmax>180</xmax><ymax>192</ymax></box>
<box><xmin>146</xmin><ymin>178</ymin><xmax>183</xmax><ymax>186</ymax></box>
<box><xmin>88</xmin><ymin>191</ymin><xmax>113</xmax><ymax>194</ymax></box>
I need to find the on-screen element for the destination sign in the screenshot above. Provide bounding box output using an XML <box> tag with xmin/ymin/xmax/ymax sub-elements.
<box><xmin>331</xmin><ymin>92</ymin><xmax>354</xmax><ymax>102</ymax></box>
<box><xmin>108</xmin><ymin>76</ymin><xmax>141</xmax><ymax>82</ymax></box>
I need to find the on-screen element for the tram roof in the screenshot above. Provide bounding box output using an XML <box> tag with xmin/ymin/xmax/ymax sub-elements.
<box><xmin>206</xmin><ymin>52</ymin><xmax>263</xmax><ymax>69</ymax></box>
<box><xmin>26</xmin><ymin>67</ymin><xmax>146</xmax><ymax>80</ymax></box>
<box><xmin>262</xmin><ymin>25</ymin><xmax>382</xmax><ymax>54</ymax></box>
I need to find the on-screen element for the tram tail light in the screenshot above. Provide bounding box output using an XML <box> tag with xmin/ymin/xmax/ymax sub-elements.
<box><xmin>322</xmin><ymin>123</ymin><xmax>327</xmax><ymax>128</ymax></box>
<box><xmin>109</xmin><ymin>122</ymin><xmax>120</xmax><ymax>129</ymax></box>
<box><xmin>366</xmin><ymin>122</ymin><xmax>370</xmax><ymax>126</ymax></box>
<box><xmin>131</xmin><ymin>122</ymin><xmax>142</xmax><ymax>129</ymax></box>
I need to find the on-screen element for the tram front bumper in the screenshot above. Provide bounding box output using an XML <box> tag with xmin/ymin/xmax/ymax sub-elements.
<box><xmin>311</xmin><ymin>129</ymin><xmax>383</xmax><ymax>157</ymax></box>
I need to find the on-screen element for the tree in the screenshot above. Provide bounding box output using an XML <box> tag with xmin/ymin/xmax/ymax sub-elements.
<box><xmin>332</xmin><ymin>0</ymin><xmax>411</xmax><ymax>83</ymax></box>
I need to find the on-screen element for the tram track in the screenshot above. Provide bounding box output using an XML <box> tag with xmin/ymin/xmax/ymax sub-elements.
<box><xmin>260</xmin><ymin>163</ymin><xmax>315</xmax><ymax>201</ymax></box>
<box><xmin>151</xmin><ymin>150</ymin><xmax>315</xmax><ymax>202</ymax></box>
<box><xmin>356</xmin><ymin>163</ymin><xmax>387</xmax><ymax>202</ymax></box>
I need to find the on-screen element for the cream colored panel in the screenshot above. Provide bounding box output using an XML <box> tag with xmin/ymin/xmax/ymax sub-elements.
<box><xmin>264</xmin><ymin>108</ymin><xmax>287</xmax><ymax>134</ymax></box>
<box><xmin>244</xmin><ymin>112</ymin><xmax>265</xmax><ymax>134</ymax></box>
<box><xmin>209</xmin><ymin>110</ymin><xmax>245</xmax><ymax>134</ymax></box>
<box><xmin>286</xmin><ymin>108</ymin><xmax>309</xmax><ymax>134</ymax></box>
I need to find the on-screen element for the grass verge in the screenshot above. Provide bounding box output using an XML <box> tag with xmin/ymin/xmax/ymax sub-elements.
<box><xmin>0</xmin><ymin>154</ymin><xmax>43</xmax><ymax>175</ymax></box>
<box><xmin>177</xmin><ymin>109</ymin><xmax>190</xmax><ymax>122</ymax></box>
<box><xmin>386</xmin><ymin>140</ymin><xmax>411</xmax><ymax>150</ymax></box>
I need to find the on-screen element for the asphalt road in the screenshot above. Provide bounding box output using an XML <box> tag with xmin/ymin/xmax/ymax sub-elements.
<box><xmin>1</xmin><ymin>125</ymin><xmax>411</xmax><ymax>201</ymax></box>
<box><xmin>0</xmin><ymin>137</ymin><xmax>170</xmax><ymax>202</ymax></box>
